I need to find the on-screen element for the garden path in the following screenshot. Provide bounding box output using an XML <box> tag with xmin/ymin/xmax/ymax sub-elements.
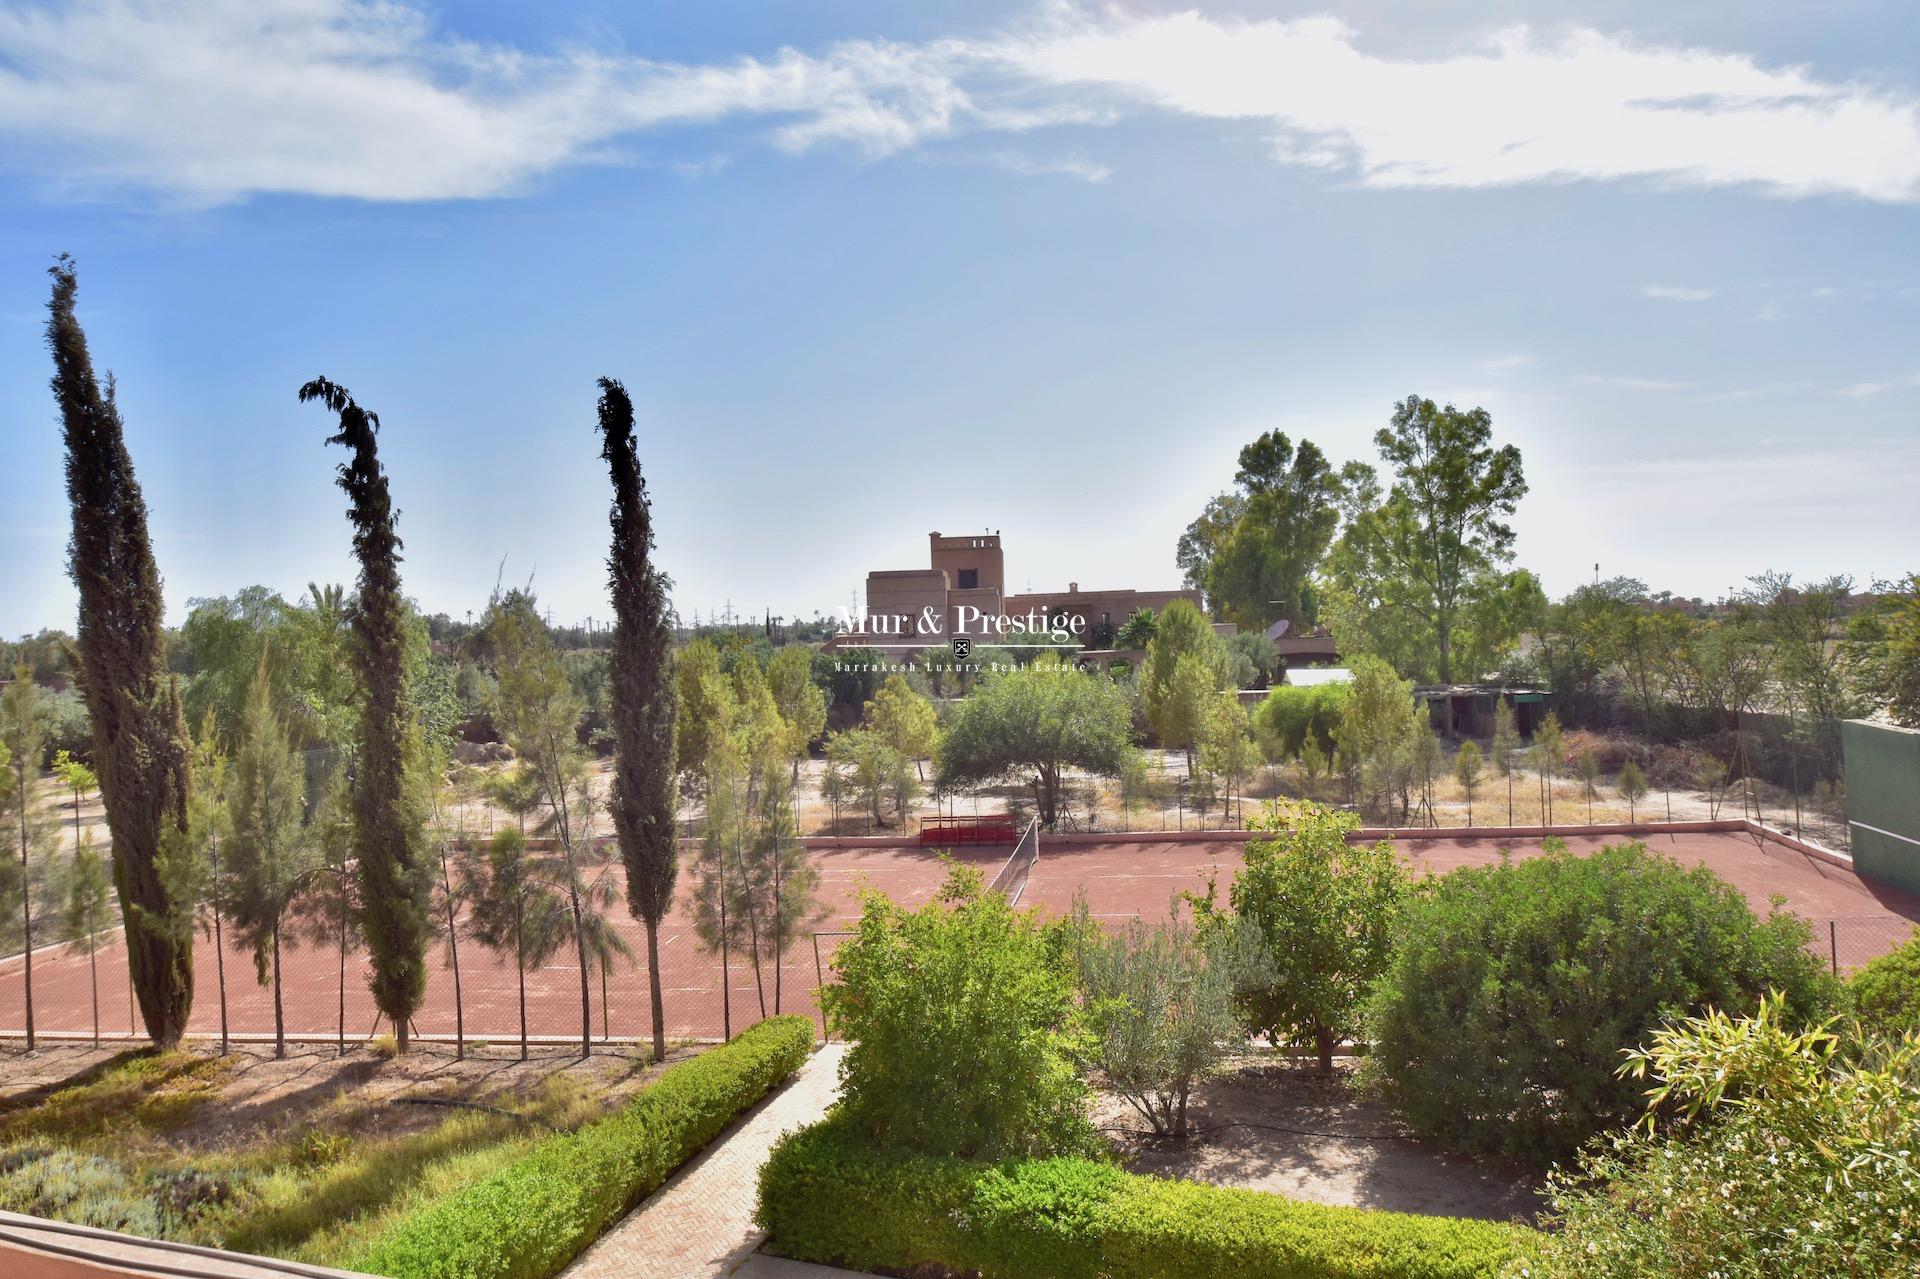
<box><xmin>564</xmin><ymin>1042</ymin><xmax>857</xmax><ymax>1279</ymax></box>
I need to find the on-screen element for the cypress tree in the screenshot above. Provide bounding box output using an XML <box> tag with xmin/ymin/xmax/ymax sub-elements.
<box><xmin>595</xmin><ymin>377</ymin><xmax>679</xmax><ymax>1062</ymax></box>
<box><xmin>299</xmin><ymin>377</ymin><xmax>433</xmax><ymax>1051</ymax></box>
<box><xmin>46</xmin><ymin>258</ymin><xmax>195</xmax><ymax>1047</ymax></box>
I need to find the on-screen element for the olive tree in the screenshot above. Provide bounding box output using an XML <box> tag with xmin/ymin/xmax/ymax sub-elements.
<box><xmin>937</xmin><ymin>657</ymin><xmax>1134</xmax><ymax>828</ymax></box>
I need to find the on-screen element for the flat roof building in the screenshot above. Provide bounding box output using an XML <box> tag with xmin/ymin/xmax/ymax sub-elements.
<box><xmin>826</xmin><ymin>531</ymin><xmax>1202</xmax><ymax>654</ymax></box>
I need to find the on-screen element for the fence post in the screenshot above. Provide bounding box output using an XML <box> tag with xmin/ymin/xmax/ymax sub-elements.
<box><xmin>1830</xmin><ymin>919</ymin><xmax>1839</xmax><ymax>976</ymax></box>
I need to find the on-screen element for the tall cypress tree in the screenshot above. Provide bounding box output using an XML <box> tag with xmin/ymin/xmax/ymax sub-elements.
<box><xmin>46</xmin><ymin>258</ymin><xmax>195</xmax><ymax>1047</ymax></box>
<box><xmin>299</xmin><ymin>377</ymin><xmax>432</xmax><ymax>1051</ymax></box>
<box><xmin>595</xmin><ymin>377</ymin><xmax>679</xmax><ymax>1062</ymax></box>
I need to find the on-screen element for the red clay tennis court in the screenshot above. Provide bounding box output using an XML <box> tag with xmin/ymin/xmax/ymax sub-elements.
<box><xmin>1024</xmin><ymin>828</ymin><xmax>1920</xmax><ymax>970</ymax></box>
<box><xmin>1</xmin><ymin>828</ymin><xmax>1914</xmax><ymax>1046</ymax></box>
<box><xmin>0</xmin><ymin>841</ymin><xmax>1012</xmax><ymax>1048</ymax></box>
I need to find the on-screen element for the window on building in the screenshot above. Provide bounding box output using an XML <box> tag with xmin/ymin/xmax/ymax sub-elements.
<box><xmin>957</xmin><ymin>569</ymin><xmax>978</xmax><ymax>589</ymax></box>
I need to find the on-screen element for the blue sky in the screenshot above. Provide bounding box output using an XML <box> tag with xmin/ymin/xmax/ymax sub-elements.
<box><xmin>1</xmin><ymin>1</ymin><xmax>1917</xmax><ymax>634</ymax></box>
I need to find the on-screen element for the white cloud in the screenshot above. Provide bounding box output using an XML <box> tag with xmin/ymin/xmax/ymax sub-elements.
<box><xmin>1641</xmin><ymin>284</ymin><xmax>1717</xmax><ymax>302</ymax></box>
<box><xmin>2</xmin><ymin>1</ymin><xmax>1918</xmax><ymax>205</ymax></box>
<box><xmin>1479</xmin><ymin>353</ymin><xmax>1534</xmax><ymax>376</ymax></box>
<box><xmin>1841</xmin><ymin>373</ymin><xmax>1920</xmax><ymax>397</ymax></box>
<box><xmin>1576</xmin><ymin>374</ymin><xmax>1686</xmax><ymax>391</ymax></box>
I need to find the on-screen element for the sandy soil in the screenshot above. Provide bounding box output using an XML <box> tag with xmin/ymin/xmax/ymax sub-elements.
<box><xmin>1094</xmin><ymin>1057</ymin><xmax>1541</xmax><ymax>1224</ymax></box>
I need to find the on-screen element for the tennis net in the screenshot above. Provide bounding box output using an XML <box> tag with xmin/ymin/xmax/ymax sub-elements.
<box><xmin>987</xmin><ymin>816</ymin><xmax>1040</xmax><ymax>906</ymax></box>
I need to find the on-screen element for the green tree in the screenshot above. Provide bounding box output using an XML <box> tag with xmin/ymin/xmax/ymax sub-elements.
<box><xmin>49</xmin><ymin>258</ymin><xmax>196</xmax><ymax>1047</ymax></box>
<box><xmin>937</xmin><ymin>658</ymin><xmax>1135</xmax><ymax>828</ymax></box>
<box><xmin>1333</xmin><ymin>655</ymin><xmax>1423</xmax><ymax>822</ymax></box>
<box><xmin>767</xmin><ymin>644</ymin><xmax>827</xmax><ymax>776</ymax></box>
<box><xmin>1141</xmin><ymin>601</ymin><xmax>1223</xmax><ymax>764</ymax></box>
<box><xmin>824</xmin><ymin>863</ymin><xmax>1094</xmax><ymax>1159</ymax></box>
<box><xmin>824</xmin><ymin>728</ymin><xmax>914</xmax><ymax>828</ymax></box>
<box><xmin>864</xmin><ymin>674</ymin><xmax>939</xmax><ymax>781</ymax></box>
<box><xmin>489</xmin><ymin>589</ymin><xmax>632</xmax><ymax>1058</ymax></box>
<box><xmin>1453</xmin><ymin>739</ymin><xmax>1482</xmax><ymax>826</ymax></box>
<box><xmin>220</xmin><ymin>658</ymin><xmax>315</xmax><ymax>1059</ymax></box>
<box><xmin>1367</xmin><ymin>840</ymin><xmax>1835</xmax><ymax>1164</ymax></box>
<box><xmin>464</xmin><ymin>828</ymin><xmax>568</xmax><ymax>1061</ymax></box>
<box><xmin>1208</xmin><ymin>802</ymin><xmax>1407</xmax><ymax>1074</ymax></box>
<box><xmin>185</xmin><ymin>720</ymin><xmax>233</xmax><ymax>1053</ymax></box>
<box><xmin>1617</xmin><ymin>758</ymin><xmax>1649</xmax><ymax>824</ymax></box>
<box><xmin>1196</xmin><ymin>694</ymin><xmax>1255</xmax><ymax>824</ymax></box>
<box><xmin>1198</xmin><ymin>431</ymin><xmax>1354</xmax><ymax>628</ymax></box>
<box><xmin>1071</xmin><ymin>897</ymin><xmax>1268</xmax><ymax>1136</ymax></box>
<box><xmin>674</xmin><ymin>639</ymin><xmax>731</xmax><ymax>799</ymax></box>
<box><xmin>1251</xmin><ymin>682</ymin><xmax>1347</xmax><ymax>763</ymax></box>
<box><xmin>1855</xmin><ymin>573</ymin><xmax>1920</xmax><ymax>727</ymax></box>
<box><xmin>299</xmin><ymin>773</ymin><xmax>359</xmax><ymax>1054</ymax></box>
<box><xmin>300</xmin><ymin>377</ymin><xmax>434</xmax><ymax>1052</ymax></box>
<box><xmin>1532</xmin><ymin>711</ymin><xmax>1564</xmax><ymax>825</ymax></box>
<box><xmin>2</xmin><ymin>670</ymin><xmax>57</xmax><ymax>1049</ymax></box>
<box><xmin>1324</xmin><ymin>396</ymin><xmax>1531</xmax><ymax>682</ymax></box>
<box><xmin>64</xmin><ymin>832</ymin><xmax>112</xmax><ymax>1047</ymax></box>
<box><xmin>50</xmin><ymin>749</ymin><xmax>96</xmax><ymax>854</ymax></box>
<box><xmin>1576</xmin><ymin>750</ymin><xmax>1601</xmax><ymax>823</ymax></box>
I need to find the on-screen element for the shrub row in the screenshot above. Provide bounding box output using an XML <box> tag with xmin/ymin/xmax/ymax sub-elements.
<box><xmin>352</xmin><ymin>1015</ymin><xmax>814</xmax><ymax>1279</ymax></box>
<box><xmin>756</xmin><ymin>1119</ymin><xmax>1531</xmax><ymax>1279</ymax></box>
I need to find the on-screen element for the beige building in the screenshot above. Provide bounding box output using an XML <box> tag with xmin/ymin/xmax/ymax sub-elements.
<box><xmin>827</xmin><ymin>532</ymin><xmax>1201</xmax><ymax>653</ymax></box>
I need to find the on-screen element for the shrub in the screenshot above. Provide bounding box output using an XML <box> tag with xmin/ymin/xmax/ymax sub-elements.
<box><xmin>1366</xmin><ymin>840</ymin><xmax>1838</xmax><ymax>1165</ymax></box>
<box><xmin>823</xmin><ymin>863</ymin><xmax>1093</xmax><ymax>1159</ymax></box>
<box><xmin>1521</xmin><ymin>995</ymin><xmax>1920</xmax><ymax>1278</ymax></box>
<box><xmin>350</xmin><ymin>1015</ymin><xmax>812</xmax><ymax>1279</ymax></box>
<box><xmin>1848</xmin><ymin>928</ymin><xmax>1920</xmax><ymax>1041</ymax></box>
<box><xmin>0</xmin><ymin>1148</ymin><xmax>162</xmax><ymax>1237</ymax></box>
<box><xmin>1070</xmin><ymin>899</ymin><xmax>1267</xmax><ymax>1136</ymax></box>
<box><xmin>1252</xmin><ymin>683</ymin><xmax>1348</xmax><ymax>763</ymax></box>
<box><xmin>1204</xmin><ymin>802</ymin><xmax>1405</xmax><ymax>1074</ymax></box>
<box><xmin>757</xmin><ymin>1118</ymin><xmax>1530</xmax><ymax>1279</ymax></box>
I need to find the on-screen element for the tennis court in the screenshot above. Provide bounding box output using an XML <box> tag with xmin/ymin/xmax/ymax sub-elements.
<box><xmin>1</xmin><ymin>824</ymin><xmax>1914</xmax><ymax>1047</ymax></box>
<box><xmin>1023</xmin><ymin>827</ymin><xmax>1920</xmax><ymax>970</ymax></box>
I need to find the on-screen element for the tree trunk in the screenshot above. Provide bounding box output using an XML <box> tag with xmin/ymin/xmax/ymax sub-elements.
<box><xmin>1315</xmin><ymin>1024</ymin><xmax>1335</xmax><ymax>1076</ymax></box>
<box><xmin>271</xmin><ymin>918</ymin><xmax>286</xmax><ymax>1060</ymax></box>
<box><xmin>645</xmin><ymin>919</ymin><xmax>666</xmax><ymax>1063</ymax></box>
<box><xmin>88</xmin><ymin>905</ymin><xmax>99</xmax><ymax>1049</ymax></box>
<box><xmin>337</xmin><ymin>914</ymin><xmax>347</xmax><ymax>1056</ymax></box>
<box><xmin>515</xmin><ymin>902</ymin><xmax>528</xmax><ymax>1062</ymax></box>
<box><xmin>444</xmin><ymin>852</ymin><xmax>465</xmax><ymax>1060</ymax></box>
<box><xmin>212</xmin><ymin>840</ymin><xmax>230</xmax><ymax>1055</ymax></box>
<box><xmin>19</xmin><ymin>793</ymin><xmax>34</xmax><ymax>1053</ymax></box>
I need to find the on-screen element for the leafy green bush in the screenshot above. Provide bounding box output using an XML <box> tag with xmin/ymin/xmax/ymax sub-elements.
<box><xmin>1253</xmin><ymin>682</ymin><xmax>1348</xmax><ymax>763</ymax></box>
<box><xmin>1205</xmin><ymin>801</ymin><xmax>1405</xmax><ymax>1074</ymax></box>
<box><xmin>757</xmin><ymin>1119</ymin><xmax>1529</xmax><ymax>1279</ymax></box>
<box><xmin>1521</xmin><ymin>995</ymin><xmax>1920</xmax><ymax>1277</ymax></box>
<box><xmin>823</xmin><ymin>863</ymin><xmax>1093</xmax><ymax>1159</ymax></box>
<box><xmin>350</xmin><ymin>1015</ymin><xmax>812</xmax><ymax>1279</ymax></box>
<box><xmin>1366</xmin><ymin>840</ymin><xmax>1837</xmax><ymax>1165</ymax></box>
<box><xmin>1847</xmin><ymin>927</ymin><xmax>1920</xmax><ymax>1041</ymax></box>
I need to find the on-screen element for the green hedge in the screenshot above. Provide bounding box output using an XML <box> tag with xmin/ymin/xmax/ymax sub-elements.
<box><xmin>353</xmin><ymin>1016</ymin><xmax>814</xmax><ymax>1279</ymax></box>
<box><xmin>756</xmin><ymin>1119</ymin><xmax>1531</xmax><ymax>1279</ymax></box>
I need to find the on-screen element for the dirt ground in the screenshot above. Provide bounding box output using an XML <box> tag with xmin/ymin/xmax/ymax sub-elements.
<box><xmin>0</xmin><ymin>1037</ymin><xmax>683</xmax><ymax>1152</ymax></box>
<box><xmin>1094</xmin><ymin>1057</ymin><xmax>1541</xmax><ymax>1224</ymax></box>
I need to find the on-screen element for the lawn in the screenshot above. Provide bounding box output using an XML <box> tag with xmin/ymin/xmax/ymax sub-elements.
<box><xmin>0</xmin><ymin>1040</ymin><xmax>681</xmax><ymax>1265</ymax></box>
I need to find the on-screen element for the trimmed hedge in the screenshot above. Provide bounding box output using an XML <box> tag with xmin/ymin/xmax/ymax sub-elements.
<box><xmin>756</xmin><ymin>1119</ymin><xmax>1531</xmax><ymax>1279</ymax></box>
<box><xmin>352</xmin><ymin>1016</ymin><xmax>813</xmax><ymax>1279</ymax></box>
